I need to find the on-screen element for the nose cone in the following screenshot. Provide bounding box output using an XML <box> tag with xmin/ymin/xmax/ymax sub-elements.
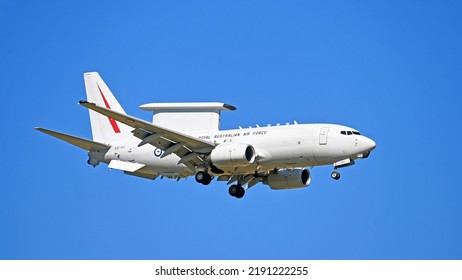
<box><xmin>362</xmin><ymin>137</ymin><xmax>376</xmax><ymax>152</ymax></box>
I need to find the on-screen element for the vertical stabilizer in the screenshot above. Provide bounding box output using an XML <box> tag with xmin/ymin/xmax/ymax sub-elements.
<box><xmin>83</xmin><ymin>72</ymin><xmax>133</xmax><ymax>144</ymax></box>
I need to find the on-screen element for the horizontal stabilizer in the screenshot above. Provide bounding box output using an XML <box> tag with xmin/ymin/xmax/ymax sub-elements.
<box><xmin>35</xmin><ymin>127</ymin><xmax>111</xmax><ymax>151</ymax></box>
<box><xmin>108</xmin><ymin>160</ymin><xmax>145</xmax><ymax>172</ymax></box>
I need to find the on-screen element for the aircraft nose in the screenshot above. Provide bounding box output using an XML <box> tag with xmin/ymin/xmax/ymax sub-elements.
<box><xmin>362</xmin><ymin>137</ymin><xmax>376</xmax><ymax>152</ymax></box>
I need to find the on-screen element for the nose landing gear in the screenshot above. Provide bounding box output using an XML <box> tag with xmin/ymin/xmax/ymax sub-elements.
<box><xmin>331</xmin><ymin>159</ymin><xmax>355</xmax><ymax>180</ymax></box>
<box><xmin>331</xmin><ymin>170</ymin><xmax>341</xmax><ymax>180</ymax></box>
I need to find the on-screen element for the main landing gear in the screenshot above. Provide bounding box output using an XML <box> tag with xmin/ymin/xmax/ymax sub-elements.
<box><xmin>331</xmin><ymin>170</ymin><xmax>341</xmax><ymax>180</ymax></box>
<box><xmin>195</xmin><ymin>171</ymin><xmax>246</xmax><ymax>199</ymax></box>
<box><xmin>195</xmin><ymin>171</ymin><xmax>212</xmax><ymax>185</ymax></box>
<box><xmin>228</xmin><ymin>184</ymin><xmax>245</xmax><ymax>199</ymax></box>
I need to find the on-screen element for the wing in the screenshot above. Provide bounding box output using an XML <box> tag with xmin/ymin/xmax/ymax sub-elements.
<box><xmin>79</xmin><ymin>101</ymin><xmax>216</xmax><ymax>169</ymax></box>
<box><xmin>35</xmin><ymin>127</ymin><xmax>111</xmax><ymax>151</ymax></box>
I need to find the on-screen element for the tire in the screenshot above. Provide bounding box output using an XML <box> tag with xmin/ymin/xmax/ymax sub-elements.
<box><xmin>202</xmin><ymin>174</ymin><xmax>212</xmax><ymax>185</ymax></box>
<box><xmin>195</xmin><ymin>172</ymin><xmax>206</xmax><ymax>183</ymax></box>
<box><xmin>235</xmin><ymin>186</ymin><xmax>245</xmax><ymax>199</ymax></box>
<box><xmin>228</xmin><ymin>185</ymin><xmax>238</xmax><ymax>197</ymax></box>
<box><xmin>331</xmin><ymin>171</ymin><xmax>341</xmax><ymax>180</ymax></box>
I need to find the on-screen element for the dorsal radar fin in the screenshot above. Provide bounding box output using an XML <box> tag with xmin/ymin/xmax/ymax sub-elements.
<box><xmin>139</xmin><ymin>102</ymin><xmax>236</xmax><ymax>132</ymax></box>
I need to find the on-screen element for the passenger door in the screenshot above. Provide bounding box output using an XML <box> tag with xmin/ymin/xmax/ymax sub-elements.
<box><xmin>319</xmin><ymin>127</ymin><xmax>329</xmax><ymax>145</ymax></box>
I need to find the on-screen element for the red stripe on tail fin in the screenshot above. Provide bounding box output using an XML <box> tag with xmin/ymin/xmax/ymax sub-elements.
<box><xmin>97</xmin><ymin>84</ymin><xmax>121</xmax><ymax>133</ymax></box>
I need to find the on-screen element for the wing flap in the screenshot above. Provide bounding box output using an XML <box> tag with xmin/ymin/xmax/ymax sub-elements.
<box><xmin>132</xmin><ymin>128</ymin><xmax>174</xmax><ymax>150</ymax></box>
<box><xmin>124</xmin><ymin>170</ymin><xmax>158</xmax><ymax>180</ymax></box>
<box><xmin>108</xmin><ymin>160</ymin><xmax>145</xmax><ymax>172</ymax></box>
<box><xmin>35</xmin><ymin>127</ymin><xmax>110</xmax><ymax>151</ymax></box>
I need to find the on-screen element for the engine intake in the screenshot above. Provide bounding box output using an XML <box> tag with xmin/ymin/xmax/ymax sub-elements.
<box><xmin>210</xmin><ymin>143</ymin><xmax>256</xmax><ymax>168</ymax></box>
<box><xmin>263</xmin><ymin>168</ymin><xmax>311</xmax><ymax>190</ymax></box>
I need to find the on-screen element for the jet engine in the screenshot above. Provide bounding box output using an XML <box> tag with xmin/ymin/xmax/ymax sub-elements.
<box><xmin>262</xmin><ymin>168</ymin><xmax>311</xmax><ymax>190</ymax></box>
<box><xmin>210</xmin><ymin>143</ymin><xmax>256</xmax><ymax>168</ymax></box>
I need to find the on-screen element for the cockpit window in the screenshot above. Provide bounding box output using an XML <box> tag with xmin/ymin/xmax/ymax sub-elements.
<box><xmin>341</xmin><ymin>130</ymin><xmax>362</xmax><ymax>136</ymax></box>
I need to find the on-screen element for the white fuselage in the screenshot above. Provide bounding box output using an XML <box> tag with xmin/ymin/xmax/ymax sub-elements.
<box><xmin>95</xmin><ymin>123</ymin><xmax>376</xmax><ymax>177</ymax></box>
<box><xmin>36</xmin><ymin>72</ymin><xmax>377</xmax><ymax>198</ymax></box>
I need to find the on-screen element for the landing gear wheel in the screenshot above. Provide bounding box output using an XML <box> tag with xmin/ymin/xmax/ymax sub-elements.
<box><xmin>235</xmin><ymin>187</ymin><xmax>245</xmax><ymax>199</ymax></box>
<box><xmin>228</xmin><ymin>185</ymin><xmax>239</xmax><ymax>196</ymax></box>
<box><xmin>195</xmin><ymin>171</ymin><xmax>206</xmax><ymax>183</ymax></box>
<box><xmin>331</xmin><ymin>171</ymin><xmax>341</xmax><ymax>180</ymax></box>
<box><xmin>228</xmin><ymin>185</ymin><xmax>245</xmax><ymax>198</ymax></box>
<box><xmin>195</xmin><ymin>172</ymin><xmax>212</xmax><ymax>185</ymax></box>
<box><xmin>202</xmin><ymin>173</ymin><xmax>212</xmax><ymax>185</ymax></box>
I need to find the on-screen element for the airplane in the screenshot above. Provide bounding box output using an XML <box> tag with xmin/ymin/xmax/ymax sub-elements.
<box><xmin>35</xmin><ymin>72</ymin><xmax>376</xmax><ymax>199</ymax></box>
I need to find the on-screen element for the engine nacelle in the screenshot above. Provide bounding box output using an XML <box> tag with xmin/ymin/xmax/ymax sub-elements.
<box><xmin>262</xmin><ymin>168</ymin><xmax>311</xmax><ymax>190</ymax></box>
<box><xmin>210</xmin><ymin>143</ymin><xmax>256</xmax><ymax>168</ymax></box>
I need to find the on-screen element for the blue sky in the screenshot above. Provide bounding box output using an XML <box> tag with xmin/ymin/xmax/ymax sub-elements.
<box><xmin>1</xmin><ymin>0</ymin><xmax>461</xmax><ymax>259</ymax></box>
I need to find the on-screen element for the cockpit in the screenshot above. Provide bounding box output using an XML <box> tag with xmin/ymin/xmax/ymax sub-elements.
<box><xmin>340</xmin><ymin>130</ymin><xmax>361</xmax><ymax>136</ymax></box>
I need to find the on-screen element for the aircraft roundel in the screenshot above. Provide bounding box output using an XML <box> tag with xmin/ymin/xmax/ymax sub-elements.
<box><xmin>154</xmin><ymin>148</ymin><xmax>163</xmax><ymax>157</ymax></box>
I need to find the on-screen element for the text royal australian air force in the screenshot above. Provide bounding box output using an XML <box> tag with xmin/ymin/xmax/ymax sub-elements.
<box><xmin>199</xmin><ymin>129</ymin><xmax>268</xmax><ymax>140</ymax></box>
